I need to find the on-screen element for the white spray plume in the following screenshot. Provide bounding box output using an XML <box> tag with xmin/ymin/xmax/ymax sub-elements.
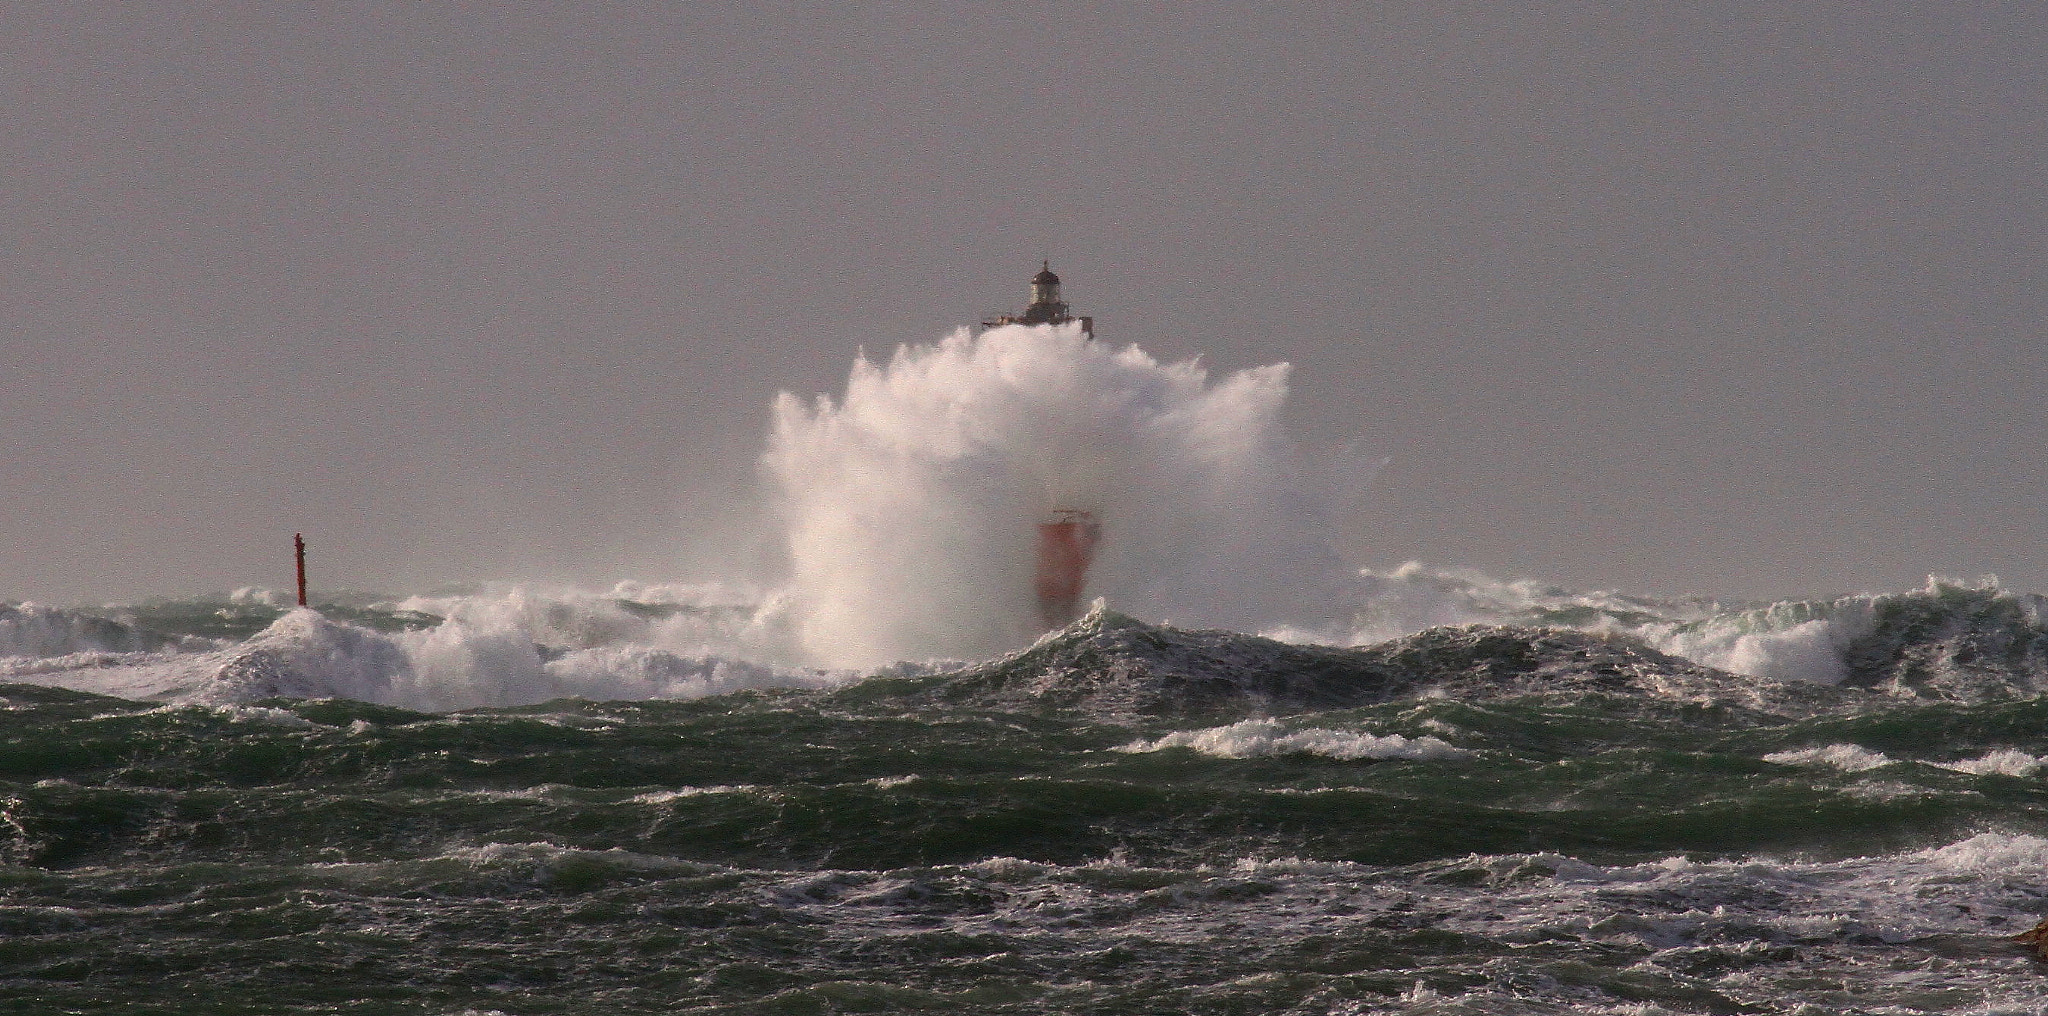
<box><xmin>764</xmin><ymin>323</ymin><xmax>1360</xmax><ymax>667</ymax></box>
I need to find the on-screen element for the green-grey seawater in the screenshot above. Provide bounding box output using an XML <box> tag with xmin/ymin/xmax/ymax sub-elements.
<box><xmin>6</xmin><ymin>586</ymin><xmax>2048</xmax><ymax>1014</ymax></box>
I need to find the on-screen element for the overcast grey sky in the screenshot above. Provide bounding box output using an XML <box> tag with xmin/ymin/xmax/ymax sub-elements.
<box><xmin>4</xmin><ymin>2</ymin><xmax>2043</xmax><ymax>605</ymax></box>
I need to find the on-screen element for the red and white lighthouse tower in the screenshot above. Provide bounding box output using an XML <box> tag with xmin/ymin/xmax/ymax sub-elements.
<box><xmin>985</xmin><ymin>263</ymin><xmax>1102</xmax><ymax>629</ymax></box>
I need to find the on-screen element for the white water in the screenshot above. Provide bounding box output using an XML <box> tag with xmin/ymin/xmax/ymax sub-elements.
<box><xmin>1118</xmin><ymin>718</ymin><xmax>1472</xmax><ymax>761</ymax></box>
<box><xmin>764</xmin><ymin>323</ymin><xmax>1362</xmax><ymax>667</ymax></box>
<box><xmin>0</xmin><ymin>587</ymin><xmax>854</xmax><ymax>711</ymax></box>
<box><xmin>6</xmin><ymin>560</ymin><xmax>2047</xmax><ymax>711</ymax></box>
<box><xmin>1317</xmin><ymin>564</ymin><xmax>2048</xmax><ymax>692</ymax></box>
<box><xmin>758</xmin><ymin>831</ymin><xmax>2048</xmax><ymax>1015</ymax></box>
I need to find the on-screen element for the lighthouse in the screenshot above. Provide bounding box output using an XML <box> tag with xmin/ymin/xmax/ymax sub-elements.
<box><xmin>981</xmin><ymin>261</ymin><xmax>1095</xmax><ymax>338</ymax></box>
<box><xmin>982</xmin><ymin>262</ymin><xmax>1104</xmax><ymax>629</ymax></box>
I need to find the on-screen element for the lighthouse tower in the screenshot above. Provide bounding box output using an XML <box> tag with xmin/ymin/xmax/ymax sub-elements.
<box><xmin>981</xmin><ymin>261</ymin><xmax>1095</xmax><ymax>338</ymax></box>
<box><xmin>979</xmin><ymin>262</ymin><xmax>1104</xmax><ymax>630</ymax></box>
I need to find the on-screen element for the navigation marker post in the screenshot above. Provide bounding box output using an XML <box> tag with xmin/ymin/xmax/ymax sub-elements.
<box><xmin>294</xmin><ymin>533</ymin><xmax>308</xmax><ymax>608</ymax></box>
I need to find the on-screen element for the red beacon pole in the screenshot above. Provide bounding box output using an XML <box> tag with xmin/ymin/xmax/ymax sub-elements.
<box><xmin>294</xmin><ymin>533</ymin><xmax>308</xmax><ymax>608</ymax></box>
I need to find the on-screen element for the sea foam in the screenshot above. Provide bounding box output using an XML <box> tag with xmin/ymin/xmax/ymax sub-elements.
<box><xmin>1762</xmin><ymin>743</ymin><xmax>1894</xmax><ymax>772</ymax></box>
<box><xmin>1</xmin><ymin>591</ymin><xmax>844</xmax><ymax>712</ymax></box>
<box><xmin>764</xmin><ymin>323</ymin><xmax>1363</xmax><ymax>668</ymax></box>
<box><xmin>1119</xmin><ymin>718</ymin><xmax>1471</xmax><ymax>761</ymax></box>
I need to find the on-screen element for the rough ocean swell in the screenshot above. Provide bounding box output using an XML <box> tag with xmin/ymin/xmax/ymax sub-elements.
<box><xmin>7</xmin><ymin>570</ymin><xmax>2048</xmax><ymax>1015</ymax></box>
<box><xmin>7</xmin><ymin>326</ymin><xmax>2048</xmax><ymax>1014</ymax></box>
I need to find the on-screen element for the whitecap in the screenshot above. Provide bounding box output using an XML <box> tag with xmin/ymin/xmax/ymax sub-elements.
<box><xmin>1915</xmin><ymin>831</ymin><xmax>2048</xmax><ymax>872</ymax></box>
<box><xmin>1935</xmin><ymin>748</ymin><xmax>2044</xmax><ymax>777</ymax></box>
<box><xmin>1117</xmin><ymin>718</ymin><xmax>1471</xmax><ymax>761</ymax></box>
<box><xmin>1762</xmin><ymin>743</ymin><xmax>1894</xmax><ymax>772</ymax></box>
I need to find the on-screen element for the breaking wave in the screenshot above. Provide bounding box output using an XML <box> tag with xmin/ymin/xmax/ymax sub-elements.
<box><xmin>764</xmin><ymin>323</ymin><xmax>1365</xmax><ymax>667</ymax></box>
<box><xmin>1117</xmin><ymin>718</ymin><xmax>1471</xmax><ymax>761</ymax></box>
<box><xmin>0</xmin><ymin>586</ymin><xmax>852</xmax><ymax>711</ymax></box>
<box><xmin>1321</xmin><ymin>565</ymin><xmax>2048</xmax><ymax>700</ymax></box>
<box><xmin>6</xmin><ymin>566</ymin><xmax>2048</xmax><ymax>713</ymax></box>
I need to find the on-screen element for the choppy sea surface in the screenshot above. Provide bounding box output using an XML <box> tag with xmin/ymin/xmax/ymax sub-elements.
<box><xmin>6</xmin><ymin>567</ymin><xmax>2048</xmax><ymax>1014</ymax></box>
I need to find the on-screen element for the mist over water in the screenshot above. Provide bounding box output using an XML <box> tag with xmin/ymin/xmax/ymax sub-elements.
<box><xmin>764</xmin><ymin>323</ymin><xmax>1357</xmax><ymax>667</ymax></box>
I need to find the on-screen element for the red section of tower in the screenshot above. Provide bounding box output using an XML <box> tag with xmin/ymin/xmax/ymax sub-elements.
<box><xmin>1035</xmin><ymin>510</ymin><xmax>1100</xmax><ymax>629</ymax></box>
